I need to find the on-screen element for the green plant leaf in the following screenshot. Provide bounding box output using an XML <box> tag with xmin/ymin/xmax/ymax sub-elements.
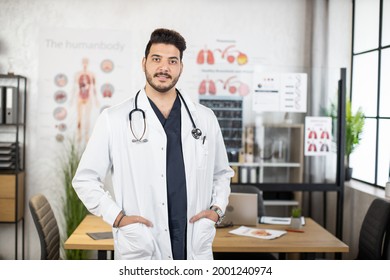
<box><xmin>61</xmin><ymin>139</ymin><xmax>89</xmax><ymax>260</ymax></box>
<box><xmin>326</xmin><ymin>98</ymin><xmax>365</xmax><ymax>167</ymax></box>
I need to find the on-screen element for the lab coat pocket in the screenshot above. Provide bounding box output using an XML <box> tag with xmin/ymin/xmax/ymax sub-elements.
<box><xmin>196</xmin><ymin>139</ymin><xmax>208</xmax><ymax>169</ymax></box>
<box><xmin>115</xmin><ymin>223</ymin><xmax>155</xmax><ymax>260</ymax></box>
<box><xmin>191</xmin><ymin>218</ymin><xmax>216</xmax><ymax>259</ymax></box>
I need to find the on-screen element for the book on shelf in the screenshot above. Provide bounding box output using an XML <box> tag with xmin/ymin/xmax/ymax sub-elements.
<box><xmin>0</xmin><ymin>86</ymin><xmax>20</xmax><ymax>124</ymax></box>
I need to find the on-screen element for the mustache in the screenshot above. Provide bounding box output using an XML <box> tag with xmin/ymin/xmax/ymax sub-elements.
<box><xmin>154</xmin><ymin>72</ymin><xmax>172</xmax><ymax>79</ymax></box>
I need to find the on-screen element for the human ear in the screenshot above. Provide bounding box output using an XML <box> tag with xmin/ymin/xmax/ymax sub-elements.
<box><xmin>142</xmin><ymin>57</ymin><xmax>146</xmax><ymax>72</ymax></box>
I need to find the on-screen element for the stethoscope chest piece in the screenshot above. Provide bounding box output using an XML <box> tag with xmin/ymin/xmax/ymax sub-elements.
<box><xmin>192</xmin><ymin>128</ymin><xmax>202</xmax><ymax>139</ymax></box>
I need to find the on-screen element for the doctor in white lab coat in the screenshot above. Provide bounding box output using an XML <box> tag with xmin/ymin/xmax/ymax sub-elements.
<box><xmin>72</xmin><ymin>28</ymin><xmax>233</xmax><ymax>260</ymax></box>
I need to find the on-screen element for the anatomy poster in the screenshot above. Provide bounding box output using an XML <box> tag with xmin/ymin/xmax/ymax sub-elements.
<box><xmin>252</xmin><ymin>69</ymin><xmax>307</xmax><ymax>113</ymax></box>
<box><xmin>304</xmin><ymin>117</ymin><xmax>332</xmax><ymax>156</ymax></box>
<box><xmin>38</xmin><ymin>28</ymin><xmax>132</xmax><ymax>149</ymax></box>
<box><xmin>188</xmin><ymin>39</ymin><xmax>253</xmax><ymax>98</ymax></box>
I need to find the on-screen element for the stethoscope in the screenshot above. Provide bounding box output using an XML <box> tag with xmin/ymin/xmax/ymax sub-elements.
<box><xmin>129</xmin><ymin>89</ymin><xmax>202</xmax><ymax>143</ymax></box>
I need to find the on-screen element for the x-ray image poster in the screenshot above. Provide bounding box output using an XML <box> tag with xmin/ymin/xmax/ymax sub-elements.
<box><xmin>38</xmin><ymin>28</ymin><xmax>133</xmax><ymax>150</ymax></box>
<box><xmin>252</xmin><ymin>70</ymin><xmax>307</xmax><ymax>113</ymax></box>
<box><xmin>304</xmin><ymin>117</ymin><xmax>332</xmax><ymax>156</ymax></box>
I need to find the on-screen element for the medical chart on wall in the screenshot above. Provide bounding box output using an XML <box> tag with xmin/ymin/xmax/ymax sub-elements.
<box><xmin>252</xmin><ymin>69</ymin><xmax>307</xmax><ymax>113</ymax></box>
<box><xmin>304</xmin><ymin>117</ymin><xmax>332</xmax><ymax>156</ymax></box>
<box><xmin>185</xmin><ymin>39</ymin><xmax>254</xmax><ymax>99</ymax></box>
<box><xmin>38</xmin><ymin>28</ymin><xmax>133</xmax><ymax>149</ymax></box>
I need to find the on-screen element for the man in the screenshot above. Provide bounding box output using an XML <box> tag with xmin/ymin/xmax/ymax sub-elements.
<box><xmin>72</xmin><ymin>28</ymin><xmax>233</xmax><ymax>260</ymax></box>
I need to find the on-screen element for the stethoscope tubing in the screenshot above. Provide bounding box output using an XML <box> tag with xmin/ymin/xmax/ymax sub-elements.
<box><xmin>129</xmin><ymin>89</ymin><xmax>202</xmax><ymax>142</ymax></box>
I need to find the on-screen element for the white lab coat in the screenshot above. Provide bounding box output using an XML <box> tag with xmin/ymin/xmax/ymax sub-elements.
<box><xmin>72</xmin><ymin>89</ymin><xmax>233</xmax><ymax>260</ymax></box>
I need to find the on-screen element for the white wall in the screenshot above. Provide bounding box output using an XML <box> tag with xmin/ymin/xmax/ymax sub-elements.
<box><xmin>0</xmin><ymin>0</ymin><xmax>353</xmax><ymax>260</ymax></box>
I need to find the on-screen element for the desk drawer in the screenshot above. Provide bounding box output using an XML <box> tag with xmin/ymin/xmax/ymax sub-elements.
<box><xmin>0</xmin><ymin>173</ymin><xmax>24</xmax><ymax>222</ymax></box>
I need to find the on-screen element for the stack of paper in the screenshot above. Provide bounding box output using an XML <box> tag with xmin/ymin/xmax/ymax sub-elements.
<box><xmin>260</xmin><ymin>216</ymin><xmax>306</xmax><ymax>225</ymax></box>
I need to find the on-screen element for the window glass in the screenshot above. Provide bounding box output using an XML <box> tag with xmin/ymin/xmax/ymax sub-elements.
<box><xmin>383</xmin><ymin>0</ymin><xmax>390</xmax><ymax>46</ymax></box>
<box><xmin>350</xmin><ymin>118</ymin><xmax>377</xmax><ymax>184</ymax></box>
<box><xmin>377</xmin><ymin>120</ymin><xmax>390</xmax><ymax>186</ymax></box>
<box><xmin>354</xmin><ymin>0</ymin><xmax>380</xmax><ymax>53</ymax></box>
<box><xmin>379</xmin><ymin>48</ymin><xmax>390</xmax><ymax>117</ymax></box>
<box><xmin>352</xmin><ymin>52</ymin><xmax>378</xmax><ymax>117</ymax></box>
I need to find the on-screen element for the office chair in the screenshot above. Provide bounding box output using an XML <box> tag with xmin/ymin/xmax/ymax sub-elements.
<box><xmin>29</xmin><ymin>194</ymin><xmax>60</xmax><ymax>260</ymax></box>
<box><xmin>383</xmin><ymin>218</ymin><xmax>390</xmax><ymax>260</ymax></box>
<box><xmin>230</xmin><ymin>184</ymin><xmax>266</xmax><ymax>217</ymax></box>
<box><xmin>356</xmin><ymin>198</ymin><xmax>390</xmax><ymax>260</ymax></box>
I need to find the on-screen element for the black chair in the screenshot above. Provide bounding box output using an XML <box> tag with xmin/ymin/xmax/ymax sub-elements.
<box><xmin>383</xmin><ymin>218</ymin><xmax>390</xmax><ymax>260</ymax></box>
<box><xmin>356</xmin><ymin>198</ymin><xmax>390</xmax><ymax>260</ymax></box>
<box><xmin>29</xmin><ymin>194</ymin><xmax>60</xmax><ymax>260</ymax></box>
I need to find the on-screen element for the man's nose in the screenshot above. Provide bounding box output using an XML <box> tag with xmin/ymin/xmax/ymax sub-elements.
<box><xmin>158</xmin><ymin>60</ymin><xmax>169</xmax><ymax>71</ymax></box>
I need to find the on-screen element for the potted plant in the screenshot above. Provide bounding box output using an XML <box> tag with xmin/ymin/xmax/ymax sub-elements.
<box><xmin>344</xmin><ymin>100</ymin><xmax>365</xmax><ymax>180</ymax></box>
<box><xmin>61</xmin><ymin>139</ymin><xmax>89</xmax><ymax>259</ymax></box>
<box><xmin>327</xmin><ymin>99</ymin><xmax>365</xmax><ymax>181</ymax></box>
<box><xmin>290</xmin><ymin>207</ymin><xmax>302</xmax><ymax>229</ymax></box>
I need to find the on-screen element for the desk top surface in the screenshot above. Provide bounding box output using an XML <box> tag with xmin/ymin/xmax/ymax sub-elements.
<box><xmin>64</xmin><ymin>215</ymin><xmax>349</xmax><ymax>253</ymax></box>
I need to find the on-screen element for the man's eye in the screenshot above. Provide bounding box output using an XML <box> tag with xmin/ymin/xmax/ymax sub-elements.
<box><xmin>170</xmin><ymin>60</ymin><xmax>178</xmax><ymax>64</ymax></box>
<box><xmin>152</xmin><ymin>57</ymin><xmax>160</xmax><ymax>62</ymax></box>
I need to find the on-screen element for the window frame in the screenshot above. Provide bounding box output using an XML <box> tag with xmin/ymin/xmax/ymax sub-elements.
<box><xmin>351</xmin><ymin>0</ymin><xmax>390</xmax><ymax>188</ymax></box>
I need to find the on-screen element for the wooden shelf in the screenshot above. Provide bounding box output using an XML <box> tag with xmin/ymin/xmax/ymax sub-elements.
<box><xmin>0</xmin><ymin>74</ymin><xmax>27</xmax><ymax>259</ymax></box>
<box><xmin>0</xmin><ymin>172</ymin><xmax>24</xmax><ymax>222</ymax></box>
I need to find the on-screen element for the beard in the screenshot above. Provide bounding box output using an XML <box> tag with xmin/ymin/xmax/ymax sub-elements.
<box><xmin>145</xmin><ymin>69</ymin><xmax>180</xmax><ymax>93</ymax></box>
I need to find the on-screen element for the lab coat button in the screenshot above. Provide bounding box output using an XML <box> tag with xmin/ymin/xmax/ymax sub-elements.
<box><xmin>168</xmin><ymin>256</ymin><xmax>172</xmax><ymax>259</ymax></box>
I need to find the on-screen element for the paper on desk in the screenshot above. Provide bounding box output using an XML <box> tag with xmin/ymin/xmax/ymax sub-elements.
<box><xmin>260</xmin><ymin>216</ymin><xmax>306</xmax><ymax>225</ymax></box>
<box><xmin>87</xmin><ymin>232</ymin><xmax>113</xmax><ymax>240</ymax></box>
<box><xmin>229</xmin><ymin>226</ymin><xmax>287</xmax><ymax>240</ymax></box>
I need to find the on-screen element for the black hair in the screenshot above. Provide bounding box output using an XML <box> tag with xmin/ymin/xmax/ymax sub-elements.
<box><xmin>144</xmin><ymin>28</ymin><xmax>187</xmax><ymax>60</ymax></box>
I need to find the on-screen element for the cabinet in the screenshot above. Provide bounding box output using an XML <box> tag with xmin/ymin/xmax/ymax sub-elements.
<box><xmin>0</xmin><ymin>74</ymin><xmax>27</xmax><ymax>260</ymax></box>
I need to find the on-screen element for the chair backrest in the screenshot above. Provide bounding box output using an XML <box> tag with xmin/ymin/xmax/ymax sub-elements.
<box><xmin>356</xmin><ymin>198</ymin><xmax>390</xmax><ymax>260</ymax></box>
<box><xmin>29</xmin><ymin>194</ymin><xmax>60</xmax><ymax>260</ymax></box>
<box><xmin>230</xmin><ymin>185</ymin><xmax>266</xmax><ymax>217</ymax></box>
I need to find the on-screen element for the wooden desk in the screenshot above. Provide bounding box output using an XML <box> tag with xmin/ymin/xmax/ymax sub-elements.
<box><xmin>64</xmin><ymin>215</ymin><xmax>348</xmax><ymax>259</ymax></box>
<box><xmin>214</xmin><ymin>219</ymin><xmax>349</xmax><ymax>253</ymax></box>
<box><xmin>64</xmin><ymin>215</ymin><xmax>113</xmax><ymax>259</ymax></box>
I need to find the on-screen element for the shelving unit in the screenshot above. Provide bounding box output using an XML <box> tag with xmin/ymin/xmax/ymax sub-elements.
<box><xmin>260</xmin><ymin>123</ymin><xmax>304</xmax><ymax>184</ymax></box>
<box><xmin>0</xmin><ymin>74</ymin><xmax>27</xmax><ymax>260</ymax></box>
<box><xmin>230</xmin><ymin>123</ymin><xmax>304</xmax><ymax>184</ymax></box>
<box><xmin>229</xmin><ymin>123</ymin><xmax>304</xmax><ymax>215</ymax></box>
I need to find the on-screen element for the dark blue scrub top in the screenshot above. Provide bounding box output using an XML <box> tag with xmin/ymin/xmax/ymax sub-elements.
<box><xmin>149</xmin><ymin>95</ymin><xmax>187</xmax><ymax>260</ymax></box>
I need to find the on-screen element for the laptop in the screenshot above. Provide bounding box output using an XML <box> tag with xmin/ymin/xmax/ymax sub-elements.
<box><xmin>223</xmin><ymin>192</ymin><xmax>258</xmax><ymax>226</ymax></box>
